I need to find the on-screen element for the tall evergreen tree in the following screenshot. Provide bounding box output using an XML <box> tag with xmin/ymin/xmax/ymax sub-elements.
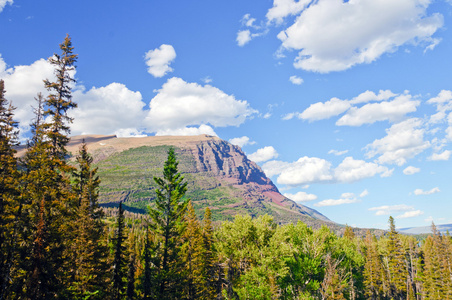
<box><xmin>21</xmin><ymin>35</ymin><xmax>78</xmax><ymax>298</ymax></box>
<box><xmin>0</xmin><ymin>79</ymin><xmax>20</xmax><ymax>300</ymax></box>
<box><xmin>148</xmin><ymin>147</ymin><xmax>189</xmax><ymax>299</ymax></box>
<box><xmin>385</xmin><ymin>216</ymin><xmax>408</xmax><ymax>300</ymax></box>
<box><xmin>43</xmin><ymin>34</ymin><xmax>77</xmax><ymax>160</ymax></box>
<box><xmin>112</xmin><ymin>202</ymin><xmax>129</xmax><ymax>300</ymax></box>
<box><xmin>363</xmin><ymin>230</ymin><xmax>385</xmax><ymax>299</ymax></box>
<box><xmin>70</xmin><ymin>141</ymin><xmax>108</xmax><ymax>299</ymax></box>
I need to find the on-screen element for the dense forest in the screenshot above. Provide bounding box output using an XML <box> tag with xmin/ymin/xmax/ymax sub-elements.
<box><xmin>1</xmin><ymin>36</ymin><xmax>452</xmax><ymax>300</ymax></box>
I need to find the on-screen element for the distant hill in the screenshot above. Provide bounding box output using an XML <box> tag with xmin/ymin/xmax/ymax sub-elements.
<box><xmin>399</xmin><ymin>223</ymin><xmax>452</xmax><ymax>235</ymax></box>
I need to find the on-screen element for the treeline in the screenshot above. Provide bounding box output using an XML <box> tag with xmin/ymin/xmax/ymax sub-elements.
<box><xmin>1</xmin><ymin>36</ymin><xmax>452</xmax><ymax>300</ymax></box>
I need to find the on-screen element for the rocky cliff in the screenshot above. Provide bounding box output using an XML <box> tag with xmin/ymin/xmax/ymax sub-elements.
<box><xmin>64</xmin><ymin>134</ymin><xmax>330</xmax><ymax>224</ymax></box>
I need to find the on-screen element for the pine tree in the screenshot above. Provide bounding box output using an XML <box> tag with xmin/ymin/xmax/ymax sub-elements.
<box><xmin>141</xmin><ymin>228</ymin><xmax>158</xmax><ymax>299</ymax></box>
<box><xmin>112</xmin><ymin>202</ymin><xmax>129</xmax><ymax>300</ymax></box>
<box><xmin>71</xmin><ymin>141</ymin><xmax>108</xmax><ymax>299</ymax></box>
<box><xmin>0</xmin><ymin>79</ymin><xmax>20</xmax><ymax>299</ymax></box>
<box><xmin>182</xmin><ymin>201</ymin><xmax>203</xmax><ymax>299</ymax></box>
<box><xmin>200</xmin><ymin>207</ymin><xmax>217</xmax><ymax>300</ymax></box>
<box><xmin>148</xmin><ymin>147</ymin><xmax>189</xmax><ymax>299</ymax></box>
<box><xmin>385</xmin><ymin>216</ymin><xmax>408</xmax><ymax>299</ymax></box>
<box><xmin>20</xmin><ymin>35</ymin><xmax>79</xmax><ymax>298</ymax></box>
<box><xmin>43</xmin><ymin>34</ymin><xmax>77</xmax><ymax>161</ymax></box>
<box><xmin>363</xmin><ymin>230</ymin><xmax>384</xmax><ymax>299</ymax></box>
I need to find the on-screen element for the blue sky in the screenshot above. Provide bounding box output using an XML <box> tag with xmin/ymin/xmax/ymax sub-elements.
<box><xmin>1</xmin><ymin>0</ymin><xmax>452</xmax><ymax>229</ymax></box>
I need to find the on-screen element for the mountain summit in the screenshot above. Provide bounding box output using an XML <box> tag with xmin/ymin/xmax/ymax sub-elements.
<box><xmin>63</xmin><ymin>134</ymin><xmax>330</xmax><ymax>225</ymax></box>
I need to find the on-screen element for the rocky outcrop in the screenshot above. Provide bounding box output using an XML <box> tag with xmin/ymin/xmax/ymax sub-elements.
<box><xmin>65</xmin><ymin>134</ymin><xmax>330</xmax><ymax>223</ymax></box>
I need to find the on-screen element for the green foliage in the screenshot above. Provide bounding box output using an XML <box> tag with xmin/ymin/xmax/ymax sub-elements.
<box><xmin>147</xmin><ymin>147</ymin><xmax>190</xmax><ymax>299</ymax></box>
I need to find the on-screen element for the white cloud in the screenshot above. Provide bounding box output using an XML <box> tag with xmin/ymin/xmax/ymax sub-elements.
<box><xmin>266</xmin><ymin>0</ymin><xmax>311</xmax><ymax>24</ymax></box>
<box><xmin>336</xmin><ymin>94</ymin><xmax>420</xmax><ymax>126</ymax></box>
<box><xmin>115</xmin><ymin>128</ymin><xmax>147</xmax><ymax>138</ymax></box>
<box><xmin>229</xmin><ymin>136</ymin><xmax>255</xmax><ymax>148</ymax></box>
<box><xmin>300</xmin><ymin>97</ymin><xmax>351</xmax><ymax>121</ymax></box>
<box><xmin>429</xmin><ymin>150</ymin><xmax>451</xmax><ymax>161</ymax></box>
<box><xmin>237</xmin><ymin>30</ymin><xmax>252</xmax><ymax>47</ymax></box>
<box><xmin>289</xmin><ymin>75</ymin><xmax>303</xmax><ymax>85</ymax></box>
<box><xmin>427</xmin><ymin>90</ymin><xmax>452</xmax><ymax>124</ymax></box>
<box><xmin>369</xmin><ymin>204</ymin><xmax>414</xmax><ymax>216</ymax></box>
<box><xmin>0</xmin><ymin>0</ymin><xmax>13</xmax><ymax>13</ymax></box>
<box><xmin>155</xmin><ymin>124</ymin><xmax>217</xmax><ymax>136</ymax></box>
<box><xmin>248</xmin><ymin>146</ymin><xmax>279</xmax><ymax>163</ymax></box>
<box><xmin>275</xmin><ymin>156</ymin><xmax>333</xmax><ymax>186</ymax></box>
<box><xmin>0</xmin><ymin>58</ymin><xmax>55</xmax><ymax>137</ymax></box>
<box><xmin>314</xmin><ymin>198</ymin><xmax>360</xmax><ymax>207</ymax></box>
<box><xmin>264</xmin><ymin>155</ymin><xmax>389</xmax><ymax>187</ymax></box>
<box><xmin>144</xmin><ymin>44</ymin><xmax>176</xmax><ymax>78</ymax></box>
<box><xmin>365</xmin><ymin>118</ymin><xmax>430</xmax><ymax>166</ymax></box>
<box><xmin>403</xmin><ymin>166</ymin><xmax>420</xmax><ymax>175</ymax></box>
<box><xmin>262</xmin><ymin>160</ymin><xmax>292</xmax><ymax>178</ymax></box>
<box><xmin>144</xmin><ymin>77</ymin><xmax>257</xmax><ymax>133</ymax></box>
<box><xmin>350</xmin><ymin>90</ymin><xmax>397</xmax><ymax>104</ymax></box>
<box><xmin>328</xmin><ymin>149</ymin><xmax>348</xmax><ymax>156</ymax></box>
<box><xmin>283</xmin><ymin>191</ymin><xmax>317</xmax><ymax>202</ymax></box>
<box><xmin>334</xmin><ymin>157</ymin><xmax>390</xmax><ymax>183</ymax></box>
<box><xmin>71</xmin><ymin>83</ymin><xmax>147</xmax><ymax>136</ymax></box>
<box><xmin>414</xmin><ymin>187</ymin><xmax>440</xmax><ymax>195</ymax></box>
<box><xmin>277</xmin><ymin>0</ymin><xmax>443</xmax><ymax>73</ymax></box>
<box><xmin>360</xmin><ymin>189</ymin><xmax>369</xmax><ymax>197</ymax></box>
<box><xmin>397</xmin><ymin>210</ymin><xmax>424</xmax><ymax>219</ymax></box>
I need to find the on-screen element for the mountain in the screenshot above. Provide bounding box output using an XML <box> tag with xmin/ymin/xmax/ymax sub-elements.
<box><xmin>56</xmin><ymin>134</ymin><xmax>331</xmax><ymax>226</ymax></box>
<box><xmin>398</xmin><ymin>223</ymin><xmax>452</xmax><ymax>235</ymax></box>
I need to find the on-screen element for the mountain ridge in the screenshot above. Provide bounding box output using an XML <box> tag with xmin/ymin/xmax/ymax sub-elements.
<box><xmin>61</xmin><ymin>134</ymin><xmax>330</xmax><ymax>224</ymax></box>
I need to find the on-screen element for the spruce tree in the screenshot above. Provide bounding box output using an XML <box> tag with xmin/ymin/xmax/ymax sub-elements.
<box><xmin>385</xmin><ymin>216</ymin><xmax>408</xmax><ymax>299</ymax></box>
<box><xmin>71</xmin><ymin>141</ymin><xmax>108</xmax><ymax>299</ymax></box>
<box><xmin>0</xmin><ymin>79</ymin><xmax>20</xmax><ymax>299</ymax></box>
<box><xmin>21</xmin><ymin>35</ymin><xmax>78</xmax><ymax>298</ymax></box>
<box><xmin>112</xmin><ymin>202</ymin><xmax>129</xmax><ymax>300</ymax></box>
<box><xmin>148</xmin><ymin>147</ymin><xmax>189</xmax><ymax>299</ymax></box>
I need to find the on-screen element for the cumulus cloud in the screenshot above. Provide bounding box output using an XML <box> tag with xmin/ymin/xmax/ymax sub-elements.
<box><xmin>275</xmin><ymin>156</ymin><xmax>333</xmax><ymax>186</ymax></box>
<box><xmin>144</xmin><ymin>77</ymin><xmax>257</xmax><ymax>134</ymax></box>
<box><xmin>1</xmin><ymin>56</ymin><xmax>257</xmax><ymax>139</ymax></box>
<box><xmin>144</xmin><ymin>44</ymin><xmax>176</xmax><ymax>78</ymax></box>
<box><xmin>263</xmin><ymin>155</ymin><xmax>389</xmax><ymax>187</ymax></box>
<box><xmin>336</xmin><ymin>94</ymin><xmax>420</xmax><ymax>126</ymax></box>
<box><xmin>248</xmin><ymin>146</ymin><xmax>279</xmax><ymax>163</ymax></box>
<box><xmin>276</xmin><ymin>0</ymin><xmax>443</xmax><ymax>73</ymax></box>
<box><xmin>0</xmin><ymin>0</ymin><xmax>13</xmax><ymax>12</ymax></box>
<box><xmin>266</xmin><ymin>0</ymin><xmax>311</xmax><ymax>24</ymax></box>
<box><xmin>428</xmin><ymin>90</ymin><xmax>452</xmax><ymax>121</ymax></box>
<box><xmin>300</xmin><ymin>97</ymin><xmax>350</xmax><ymax>121</ymax></box>
<box><xmin>334</xmin><ymin>157</ymin><xmax>391</xmax><ymax>183</ymax></box>
<box><xmin>237</xmin><ymin>30</ymin><xmax>252</xmax><ymax>47</ymax></box>
<box><xmin>397</xmin><ymin>210</ymin><xmax>424</xmax><ymax>219</ymax></box>
<box><xmin>283</xmin><ymin>191</ymin><xmax>317</xmax><ymax>202</ymax></box>
<box><xmin>229</xmin><ymin>136</ymin><xmax>255</xmax><ymax>148</ymax></box>
<box><xmin>403</xmin><ymin>166</ymin><xmax>420</xmax><ymax>175</ymax></box>
<box><xmin>369</xmin><ymin>204</ymin><xmax>414</xmax><ymax>216</ymax></box>
<box><xmin>314</xmin><ymin>191</ymin><xmax>365</xmax><ymax>207</ymax></box>
<box><xmin>155</xmin><ymin>124</ymin><xmax>217</xmax><ymax>137</ymax></box>
<box><xmin>314</xmin><ymin>198</ymin><xmax>360</xmax><ymax>207</ymax></box>
<box><xmin>71</xmin><ymin>83</ymin><xmax>147</xmax><ymax>136</ymax></box>
<box><xmin>350</xmin><ymin>90</ymin><xmax>397</xmax><ymax>104</ymax></box>
<box><xmin>0</xmin><ymin>58</ymin><xmax>56</xmax><ymax>137</ymax></box>
<box><xmin>414</xmin><ymin>187</ymin><xmax>440</xmax><ymax>195</ymax></box>
<box><xmin>429</xmin><ymin>150</ymin><xmax>451</xmax><ymax>161</ymax></box>
<box><xmin>328</xmin><ymin>149</ymin><xmax>348</xmax><ymax>156</ymax></box>
<box><xmin>360</xmin><ymin>189</ymin><xmax>369</xmax><ymax>197</ymax></box>
<box><xmin>365</xmin><ymin>118</ymin><xmax>430</xmax><ymax>166</ymax></box>
<box><xmin>289</xmin><ymin>75</ymin><xmax>303</xmax><ymax>85</ymax></box>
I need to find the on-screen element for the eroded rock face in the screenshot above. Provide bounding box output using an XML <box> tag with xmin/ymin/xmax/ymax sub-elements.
<box><xmin>63</xmin><ymin>134</ymin><xmax>330</xmax><ymax>223</ymax></box>
<box><xmin>191</xmin><ymin>140</ymin><xmax>271</xmax><ymax>186</ymax></box>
